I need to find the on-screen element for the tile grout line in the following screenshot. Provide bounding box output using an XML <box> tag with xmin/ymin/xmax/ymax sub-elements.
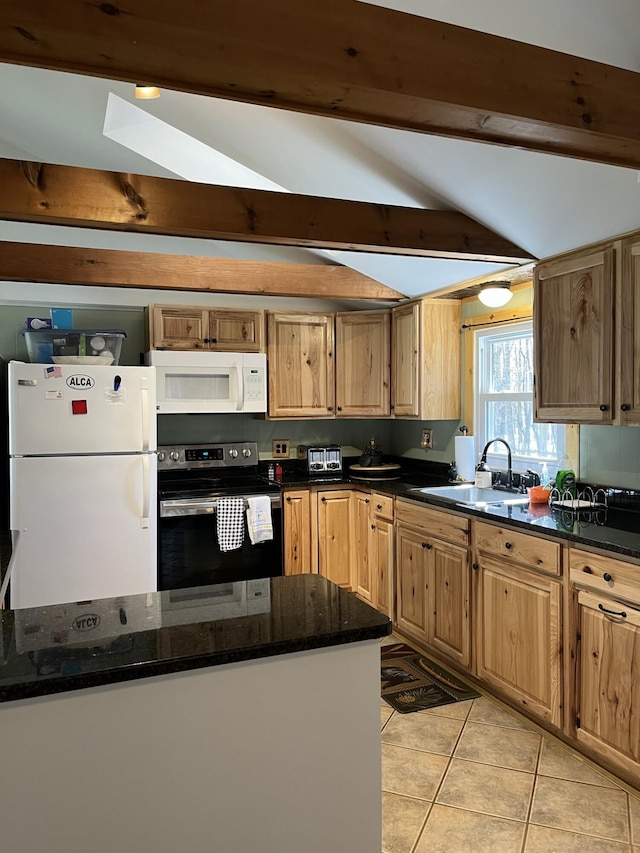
<box><xmin>519</xmin><ymin>731</ymin><xmax>546</xmax><ymax>853</ymax></box>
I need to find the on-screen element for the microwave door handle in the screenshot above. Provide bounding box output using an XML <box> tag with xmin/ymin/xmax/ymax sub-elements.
<box><xmin>236</xmin><ymin>364</ymin><xmax>244</xmax><ymax>411</ymax></box>
<box><xmin>0</xmin><ymin>530</ymin><xmax>20</xmax><ymax>608</ymax></box>
<box><xmin>140</xmin><ymin>454</ymin><xmax>150</xmax><ymax>529</ymax></box>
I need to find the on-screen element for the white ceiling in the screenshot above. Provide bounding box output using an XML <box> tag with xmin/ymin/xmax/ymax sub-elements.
<box><xmin>1</xmin><ymin>0</ymin><xmax>640</xmax><ymax>304</ymax></box>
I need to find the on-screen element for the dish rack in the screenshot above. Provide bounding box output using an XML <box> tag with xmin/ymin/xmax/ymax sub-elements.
<box><xmin>548</xmin><ymin>485</ymin><xmax>608</xmax><ymax>512</ymax></box>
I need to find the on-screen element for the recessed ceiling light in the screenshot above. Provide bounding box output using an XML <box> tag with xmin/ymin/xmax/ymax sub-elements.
<box><xmin>135</xmin><ymin>84</ymin><xmax>160</xmax><ymax>99</ymax></box>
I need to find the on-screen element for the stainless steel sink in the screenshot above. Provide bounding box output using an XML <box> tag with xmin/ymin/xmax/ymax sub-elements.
<box><xmin>411</xmin><ymin>484</ymin><xmax>530</xmax><ymax>507</ymax></box>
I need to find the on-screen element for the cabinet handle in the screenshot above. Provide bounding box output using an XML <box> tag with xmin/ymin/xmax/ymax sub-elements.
<box><xmin>599</xmin><ymin>404</ymin><xmax>609</xmax><ymax>412</ymax></box>
<box><xmin>421</xmin><ymin>542</ymin><xmax>432</xmax><ymax>550</ymax></box>
<box><xmin>203</xmin><ymin>337</ymin><xmax>210</xmax><ymax>343</ymax></box>
<box><xmin>211</xmin><ymin>338</ymin><xmax>217</xmax><ymax>344</ymax></box>
<box><xmin>377</xmin><ymin>504</ymin><xmax>383</xmax><ymax>510</ymax></box>
<box><xmin>598</xmin><ymin>603</ymin><xmax>627</xmax><ymax>619</ymax></box>
<box><xmin>472</xmin><ymin>563</ymin><xmax>479</xmax><ymax>571</ymax></box>
<box><xmin>371</xmin><ymin>524</ymin><xmax>376</xmax><ymax>530</ymax></box>
<box><xmin>365</xmin><ymin>498</ymin><xmax>370</xmax><ymax>504</ymax></box>
<box><xmin>621</xmin><ymin>404</ymin><xmax>630</xmax><ymax>412</ymax></box>
<box><xmin>321</xmin><ymin>497</ymin><xmax>326</xmax><ymax>502</ymax></box>
<box><xmin>286</xmin><ymin>496</ymin><xmax>291</xmax><ymax>503</ymax></box>
<box><xmin>327</xmin><ymin>407</ymin><xmax>333</xmax><ymax>412</ymax></box>
<box><xmin>505</xmin><ymin>541</ymin><xmax>512</xmax><ymax>550</ymax></box>
<box><xmin>603</xmin><ymin>572</ymin><xmax>613</xmax><ymax>582</ymax></box>
<box><xmin>337</xmin><ymin>406</ymin><xmax>342</xmax><ymax>411</ymax></box>
<box><xmin>582</xmin><ymin>565</ymin><xmax>593</xmax><ymax>574</ymax></box>
<box><xmin>390</xmin><ymin>404</ymin><xmax>395</xmax><ymax>410</ymax></box>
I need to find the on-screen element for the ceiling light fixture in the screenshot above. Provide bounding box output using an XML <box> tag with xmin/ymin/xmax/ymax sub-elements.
<box><xmin>478</xmin><ymin>281</ymin><xmax>513</xmax><ymax>308</ymax></box>
<box><xmin>135</xmin><ymin>84</ymin><xmax>160</xmax><ymax>99</ymax></box>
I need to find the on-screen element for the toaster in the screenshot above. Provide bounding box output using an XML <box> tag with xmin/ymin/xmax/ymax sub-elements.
<box><xmin>297</xmin><ymin>444</ymin><xmax>343</xmax><ymax>474</ymax></box>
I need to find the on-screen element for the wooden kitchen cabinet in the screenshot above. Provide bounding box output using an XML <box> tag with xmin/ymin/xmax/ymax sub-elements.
<box><xmin>390</xmin><ymin>298</ymin><xmax>461</xmax><ymax>420</ymax></box>
<box><xmin>617</xmin><ymin>234</ymin><xmax>640</xmax><ymax>424</ymax></box>
<box><xmin>395</xmin><ymin>499</ymin><xmax>471</xmax><ymax>668</ymax></box>
<box><xmin>352</xmin><ymin>490</ymin><xmax>373</xmax><ymax>601</ymax></box>
<box><xmin>569</xmin><ymin>547</ymin><xmax>640</xmax><ymax>780</ymax></box>
<box><xmin>534</xmin><ymin>246</ymin><xmax>615</xmax><ymax>423</ymax></box>
<box><xmin>474</xmin><ymin>522</ymin><xmax>563</xmax><ymax>727</ymax></box>
<box><xmin>317</xmin><ymin>489</ymin><xmax>353</xmax><ymax>589</ymax></box>
<box><xmin>369</xmin><ymin>493</ymin><xmax>395</xmax><ymax>617</ymax></box>
<box><xmin>335</xmin><ymin>310</ymin><xmax>390</xmax><ymax>417</ymax></box>
<box><xmin>147</xmin><ymin>304</ymin><xmax>264</xmax><ymax>352</ymax></box>
<box><xmin>283</xmin><ymin>489</ymin><xmax>312</xmax><ymax>576</ymax></box>
<box><xmin>267</xmin><ymin>312</ymin><xmax>335</xmax><ymax>418</ymax></box>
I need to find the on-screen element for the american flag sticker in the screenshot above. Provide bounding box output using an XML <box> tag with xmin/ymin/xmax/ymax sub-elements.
<box><xmin>45</xmin><ymin>366</ymin><xmax>62</xmax><ymax>379</ymax></box>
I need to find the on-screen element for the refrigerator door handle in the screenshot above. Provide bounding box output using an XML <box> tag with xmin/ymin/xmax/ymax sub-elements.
<box><xmin>235</xmin><ymin>364</ymin><xmax>244</xmax><ymax>412</ymax></box>
<box><xmin>140</xmin><ymin>380</ymin><xmax>150</xmax><ymax>452</ymax></box>
<box><xmin>141</xmin><ymin>455</ymin><xmax>150</xmax><ymax>529</ymax></box>
<box><xmin>0</xmin><ymin>530</ymin><xmax>20</xmax><ymax>608</ymax></box>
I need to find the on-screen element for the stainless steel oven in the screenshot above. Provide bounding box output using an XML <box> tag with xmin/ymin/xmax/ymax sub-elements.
<box><xmin>157</xmin><ymin>442</ymin><xmax>282</xmax><ymax>590</ymax></box>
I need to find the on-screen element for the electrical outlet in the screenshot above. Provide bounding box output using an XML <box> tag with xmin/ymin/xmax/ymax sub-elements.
<box><xmin>421</xmin><ymin>428</ymin><xmax>433</xmax><ymax>449</ymax></box>
<box><xmin>272</xmin><ymin>439</ymin><xmax>290</xmax><ymax>458</ymax></box>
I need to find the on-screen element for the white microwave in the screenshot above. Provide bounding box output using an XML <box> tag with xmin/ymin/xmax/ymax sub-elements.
<box><xmin>146</xmin><ymin>351</ymin><xmax>267</xmax><ymax>414</ymax></box>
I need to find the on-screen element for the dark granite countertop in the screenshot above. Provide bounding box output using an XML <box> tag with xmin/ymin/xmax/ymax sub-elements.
<box><xmin>282</xmin><ymin>470</ymin><xmax>640</xmax><ymax>561</ymax></box>
<box><xmin>0</xmin><ymin>574</ymin><xmax>391</xmax><ymax>703</ymax></box>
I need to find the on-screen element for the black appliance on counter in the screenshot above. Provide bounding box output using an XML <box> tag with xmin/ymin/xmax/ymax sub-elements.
<box><xmin>157</xmin><ymin>442</ymin><xmax>282</xmax><ymax>590</ymax></box>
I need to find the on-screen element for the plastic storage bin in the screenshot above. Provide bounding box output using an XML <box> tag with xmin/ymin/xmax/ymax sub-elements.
<box><xmin>21</xmin><ymin>329</ymin><xmax>126</xmax><ymax>365</ymax></box>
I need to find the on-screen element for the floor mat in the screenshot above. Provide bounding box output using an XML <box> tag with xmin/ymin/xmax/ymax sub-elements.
<box><xmin>381</xmin><ymin>642</ymin><xmax>479</xmax><ymax>714</ymax></box>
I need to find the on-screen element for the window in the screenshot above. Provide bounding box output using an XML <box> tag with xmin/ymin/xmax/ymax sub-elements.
<box><xmin>475</xmin><ymin>321</ymin><xmax>565</xmax><ymax>475</ymax></box>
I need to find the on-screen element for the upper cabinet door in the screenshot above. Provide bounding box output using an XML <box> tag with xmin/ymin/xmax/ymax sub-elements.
<box><xmin>391</xmin><ymin>302</ymin><xmax>420</xmax><ymax>417</ymax></box>
<box><xmin>208</xmin><ymin>309</ymin><xmax>264</xmax><ymax>352</ymax></box>
<box><xmin>617</xmin><ymin>236</ymin><xmax>640</xmax><ymax>425</ymax></box>
<box><xmin>534</xmin><ymin>248</ymin><xmax>615</xmax><ymax>423</ymax></box>
<box><xmin>149</xmin><ymin>305</ymin><xmax>209</xmax><ymax>349</ymax></box>
<box><xmin>335</xmin><ymin>310</ymin><xmax>390</xmax><ymax>417</ymax></box>
<box><xmin>267</xmin><ymin>312</ymin><xmax>335</xmax><ymax>418</ymax></box>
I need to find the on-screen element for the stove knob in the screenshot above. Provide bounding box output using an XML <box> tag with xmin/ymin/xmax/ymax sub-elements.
<box><xmin>242</xmin><ymin>448</ymin><xmax>252</xmax><ymax>457</ymax></box>
<box><xmin>170</xmin><ymin>451</ymin><xmax>180</xmax><ymax>462</ymax></box>
<box><xmin>229</xmin><ymin>448</ymin><xmax>239</xmax><ymax>458</ymax></box>
<box><xmin>157</xmin><ymin>451</ymin><xmax>166</xmax><ymax>463</ymax></box>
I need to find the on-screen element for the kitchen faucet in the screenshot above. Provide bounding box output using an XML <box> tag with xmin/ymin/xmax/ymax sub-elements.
<box><xmin>480</xmin><ymin>438</ymin><xmax>514</xmax><ymax>491</ymax></box>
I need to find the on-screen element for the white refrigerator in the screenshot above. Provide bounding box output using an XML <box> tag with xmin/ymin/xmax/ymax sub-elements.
<box><xmin>8</xmin><ymin>361</ymin><xmax>157</xmax><ymax>609</ymax></box>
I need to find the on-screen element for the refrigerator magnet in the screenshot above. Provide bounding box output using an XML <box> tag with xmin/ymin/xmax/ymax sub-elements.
<box><xmin>45</xmin><ymin>390</ymin><xmax>63</xmax><ymax>400</ymax></box>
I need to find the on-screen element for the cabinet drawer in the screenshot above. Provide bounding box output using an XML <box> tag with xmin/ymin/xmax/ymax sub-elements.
<box><xmin>474</xmin><ymin>521</ymin><xmax>561</xmax><ymax>576</ymax></box>
<box><xmin>570</xmin><ymin>548</ymin><xmax>640</xmax><ymax>606</ymax></box>
<box><xmin>578</xmin><ymin>589</ymin><xmax>640</xmax><ymax>629</ymax></box>
<box><xmin>371</xmin><ymin>493</ymin><xmax>394</xmax><ymax>521</ymax></box>
<box><xmin>396</xmin><ymin>499</ymin><xmax>468</xmax><ymax>545</ymax></box>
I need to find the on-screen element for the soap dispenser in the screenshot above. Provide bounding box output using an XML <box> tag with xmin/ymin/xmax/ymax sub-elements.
<box><xmin>474</xmin><ymin>459</ymin><xmax>492</xmax><ymax>489</ymax></box>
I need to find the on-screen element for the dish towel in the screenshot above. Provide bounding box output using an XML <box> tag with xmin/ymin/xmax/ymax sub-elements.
<box><xmin>246</xmin><ymin>496</ymin><xmax>273</xmax><ymax>545</ymax></box>
<box><xmin>216</xmin><ymin>497</ymin><xmax>245</xmax><ymax>552</ymax></box>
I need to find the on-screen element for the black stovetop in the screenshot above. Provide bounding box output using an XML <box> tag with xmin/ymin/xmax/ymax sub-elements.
<box><xmin>158</xmin><ymin>468</ymin><xmax>279</xmax><ymax>500</ymax></box>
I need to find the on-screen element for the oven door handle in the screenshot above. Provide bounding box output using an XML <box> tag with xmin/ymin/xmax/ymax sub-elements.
<box><xmin>160</xmin><ymin>495</ymin><xmax>281</xmax><ymax>518</ymax></box>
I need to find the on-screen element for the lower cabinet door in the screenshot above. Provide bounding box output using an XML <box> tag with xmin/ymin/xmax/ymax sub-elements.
<box><xmin>317</xmin><ymin>490</ymin><xmax>353</xmax><ymax>589</ymax></box>
<box><xmin>576</xmin><ymin>590</ymin><xmax>640</xmax><ymax>776</ymax></box>
<box><xmin>283</xmin><ymin>490</ymin><xmax>312</xmax><ymax>575</ymax></box>
<box><xmin>395</xmin><ymin>525</ymin><xmax>429</xmax><ymax>643</ymax></box>
<box><xmin>476</xmin><ymin>556</ymin><xmax>562</xmax><ymax>727</ymax></box>
<box><xmin>428</xmin><ymin>539</ymin><xmax>471</xmax><ymax>669</ymax></box>
<box><xmin>371</xmin><ymin>518</ymin><xmax>394</xmax><ymax>618</ymax></box>
<box><xmin>352</xmin><ymin>491</ymin><xmax>373</xmax><ymax>601</ymax></box>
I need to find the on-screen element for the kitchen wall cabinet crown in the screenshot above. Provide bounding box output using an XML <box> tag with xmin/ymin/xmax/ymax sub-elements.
<box><xmin>147</xmin><ymin>304</ymin><xmax>264</xmax><ymax>352</ymax></box>
<box><xmin>534</xmin><ymin>230</ymin><xmax>640</xmax><ymax>425</ymax></box>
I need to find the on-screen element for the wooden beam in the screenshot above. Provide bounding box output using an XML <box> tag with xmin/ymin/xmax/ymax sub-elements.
<box><xmin>0</xmin><ymin>160</ymin><xmax>531</xmax><ymax>262</ymax></box>
<box><xmin>1</xmin><ymin>2</ymin><xmax>640</xmax><ymax>168</ymax></box>
<box><xmin>0</xmin><ymin>241</ymin><xmax>405</xmax><ymax>301</ymax></box>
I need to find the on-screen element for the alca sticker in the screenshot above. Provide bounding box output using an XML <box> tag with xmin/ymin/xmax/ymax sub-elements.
<box><xmin>66</xmin><ymin>374</ymin><xmax>95</xmax><ymax>389</ymax></box>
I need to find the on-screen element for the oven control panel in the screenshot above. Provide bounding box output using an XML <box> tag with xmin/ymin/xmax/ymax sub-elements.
<box><xmin>157</xmin><ymin>442</ymin><xmax>258</xmax><ymax>470</ymax></box>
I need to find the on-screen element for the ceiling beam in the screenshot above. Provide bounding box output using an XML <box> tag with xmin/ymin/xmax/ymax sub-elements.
<box><xmin>1</xmin><ymin>2</ymin><xmax>640</xmax><ymax>168</ymax></box>
<box><xmin>0</xmin><ymin>159</ymin><xmax>532</xmax><ymax>262</ymax></box>
<box><xmin>0</xmin><ymin>241</ymin><xmax>405</xmax><ymax>301</ymax></box>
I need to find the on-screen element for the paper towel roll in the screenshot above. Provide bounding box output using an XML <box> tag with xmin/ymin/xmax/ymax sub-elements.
<box><xmin>455</xmin><ymin>436</ymin><xmax>476</xmax><ymax>482</ymax></box>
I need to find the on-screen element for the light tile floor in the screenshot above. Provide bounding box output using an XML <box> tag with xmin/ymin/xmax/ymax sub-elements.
<box><xmin>380</xmin><ymin>640</ymin><xmax>640</xmax><ymax>853</ymax></box>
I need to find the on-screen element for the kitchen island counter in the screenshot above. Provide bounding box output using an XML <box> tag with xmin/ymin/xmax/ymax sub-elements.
<box><xmin>0</xmin><ymin>575</ymin><xmax>389</xmax><ymax>853</ymax></box>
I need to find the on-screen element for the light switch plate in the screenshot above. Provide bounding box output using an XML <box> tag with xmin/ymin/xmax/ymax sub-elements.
<box><xmin>272</xmin><ymin>439</ymin><xmax>290</xmax><ymax>458</ymax></box>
